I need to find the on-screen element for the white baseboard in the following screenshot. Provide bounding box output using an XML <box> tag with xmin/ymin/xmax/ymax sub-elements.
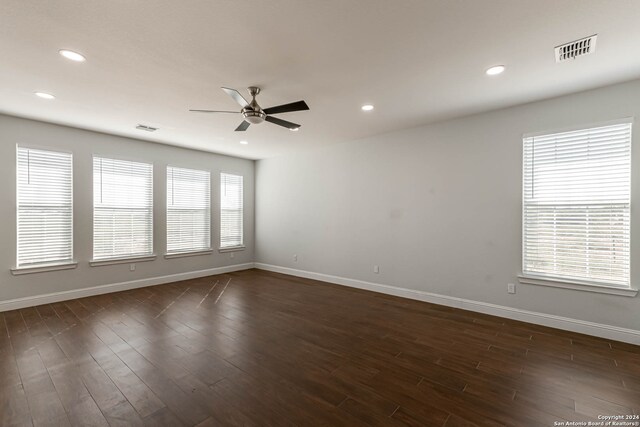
<box><xmin>0</xmin><ymin>263</ymin><xmax>255</xmax><ymax>312</ymax></box>
<box><xmin>254</xmin><ymin>263</ymin><xmax>640</xmax><ymax>345</ymax></box>
<box><xmin>5</xmin><ymin>261</ymin><xmax>639</xmax><ymax>345</ymax></box>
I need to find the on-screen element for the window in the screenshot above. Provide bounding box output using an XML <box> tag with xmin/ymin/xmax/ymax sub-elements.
<box><xmin>167</xmin><ymin>166</ymin><xmax>211</xmax><ymax>254</ymax></box>
<box><xmin>93</xmin><ymin>157</ymin><xmax>153</xmax><ymax>260</ymax></box>
<box><xmin>220</xmin><ymin>173</ymin><xmax>244</xmax><ymax>249</ymax></box>
<box><xmin>523</xmin><ymin>122</ymin><xmax>632</xmax><ymax>288</ymax></box>
<box><xmin>16</xmin><ymin>147</ymin><xmax>73</xmax><ymax>268</ymax></box>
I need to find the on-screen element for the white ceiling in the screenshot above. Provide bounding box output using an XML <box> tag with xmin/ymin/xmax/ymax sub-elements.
<box><xmin>2</xmin><ymin>1</ymin><xmax>640</xmax><ymax>160</ymax></box>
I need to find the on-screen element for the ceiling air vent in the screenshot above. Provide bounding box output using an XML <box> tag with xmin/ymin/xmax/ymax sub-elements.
<box><xmin>136</xmin><ymin>124</ymin><xmax>158</xmax><ymax>132</ymax></box>
<box><xmin>555</xmin><ymin>34</ymin><xmax>597</xmax><ymax>62</ymax></box>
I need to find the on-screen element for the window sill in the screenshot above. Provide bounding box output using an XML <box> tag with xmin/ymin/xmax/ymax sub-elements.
<box><xmin>518</xmin><ymin>274</ymin><xmax>638</xmax><ymax>297</ymax></box>
<box><xmin>165</xmin><ymin>249</ymin><xmax>213</xmax><ymax>259</ymax></box>
<box><xmin>90</xmin><ymin>255</ymin><xmax>156</xmax><ymax>267</ymax></box>
<box><xmin>11</xmin><ymin>262</ymin><xmax>78</xmax><ymax>275</ymax></box>
<box><xmin>218</xmin><ymin>245</ymin><xmax>246</xmax><ymax>253</ymax></box>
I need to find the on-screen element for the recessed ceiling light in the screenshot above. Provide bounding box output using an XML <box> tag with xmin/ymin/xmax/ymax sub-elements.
<box><xmin>240</xmin><ymin>140</ymin><xmax>248</xmax><ymax>145</ymax></box>
<box><xmin>290</xmin><ymin>127</ymin><xmax>300</xmax><ymax>132</ymax></box>
<box><xmin>34</xmin><ymin>92</ymin><xmax>55</xmax><ymax>100</ymax></box>
<box><xmin>486</xmin><ymin>65</ymin><xmax>505</xmax><ymax>76</ymax></box>
<box><xmin>361</xmin><ymin>104</ymin><xmax>374</xmax><ymax>111</ymax></box>
<box><xmin>59</xmin><ymin>49</ymin><xmax>86</xmax><ymax>62</ymax></box>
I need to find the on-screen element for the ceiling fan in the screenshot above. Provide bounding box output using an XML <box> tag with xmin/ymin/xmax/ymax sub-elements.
<box><xmin>190</xmin><ymin>87</ymin><xmax>309</xmax><ymax>132</ymax></box>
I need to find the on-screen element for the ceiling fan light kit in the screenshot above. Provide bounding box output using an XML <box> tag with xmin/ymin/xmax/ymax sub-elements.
<box><xmin>190</xmin><ymin>86</ymin><xmax>309</xmax><ymax>132</ymax></box>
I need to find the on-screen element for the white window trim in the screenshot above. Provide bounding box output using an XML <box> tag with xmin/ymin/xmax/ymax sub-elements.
<box><xmin>522</xmin><ymin>117</ymin><xmax>634</xmax><ymax>139</ymax></box>
<box><xmin>166</xmin><ymin>165</ymin><xmax>211</xmax><ymax>255</ymax></box>
<box><xmin>11</xmin><ymin>261</ymin><xmax>78</xmax><ymax>276</ymax></box>
<box><xmin>89</xmin><ymin>255</ymin><xmax>156</xmax><ymax>267</ymax></box>
<box><xmin>518</xmin><ymin>274</ymin><xmax>638</xmax><ymax>297</ymax></box>
<box><xmin>522</xmin><ymin>119</ymin><xmax>633</xmax><ymax>292</ymax></box>
<box><xmin>164</xmin><ymin>249</ymin><xmax>213</xmax><ymax>259</ymax></box>
<box><xmin>16</xmin><ymin>145</ymin><xmax>74</xmax><ymax>269</ymax></box>
<box><xmin>218</xmin><ymin>245</ymin><xmax>246</xmax><ymax>253</ymax></box>
<box><xmin>92</xmin><ymin>156</ymin><xmax>154</xmax><ymax>261</ymax></box>
<box><xmin>220</xmin><ymin>172</ymin><xmax>244</xmax><ymax>249</ymax></box>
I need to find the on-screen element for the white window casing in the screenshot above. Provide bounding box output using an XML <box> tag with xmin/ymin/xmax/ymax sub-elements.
<box><xmin>93</xmin><ymin>157</ymin><xmax>153</xmax><ymax>261</ymax></box>
<box><xmin>522</xmin><ymin>121</ymin><xmax>632</xmax><ymax>290</ymax></box>
<box><xmin>220</xmin><ymin>173</ymin><xmax>244</xmax><ymax>249</ymax></box>
<box><xmin>167</xmin><ymin>166</ymin><xmax>211</xmax><ymax>254</ymax></box>
<box><xmin>16</xmin><ymin>146</ymin><xmax>74</xmax><ymax>269</ymax></box>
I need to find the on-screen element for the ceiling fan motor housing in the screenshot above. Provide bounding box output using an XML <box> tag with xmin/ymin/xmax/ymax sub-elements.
<box><xmin>242</xmin><ymin>86</ymin><xmax>267</xmax><ymax>125</ymax></box>
<box><xmin>242</xmin><ymin>107</ymin><xmax>266</xmax><ymax>124</ymax></box>
<box><xmin>243</xmin><ymin>87</ymin><xmax>266</xmax><ymax>123</ymax></box>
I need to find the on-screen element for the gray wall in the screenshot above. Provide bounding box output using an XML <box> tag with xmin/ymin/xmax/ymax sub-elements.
<box><xmin>0</xmin><ymin>114</ymin><xmax>254</xmax><ymax>302</ymax></box>
<box><xmin>255</xmin><ymin>78</ymin><xmax>640</xmax><ymax>331</ymax></box>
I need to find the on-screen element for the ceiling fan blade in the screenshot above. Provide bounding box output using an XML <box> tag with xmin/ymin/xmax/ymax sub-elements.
<box><xmin>235</xmin><ymin>120</ymin><xmax>250</xmax><ymax>132</ymax></box>
<box><xmin>189</xmin><ymin>109</ymin><xmax>238</xmax><ymax>113</ymax></box>
<box><xmin>265</xmin><ymin>116</ymin><xmax>301</xmax><ymax>130</ymax></box>
<box><xmin>221</xmin><ymin>87</ymin><xmax>249</xmax><ymax>108</ymax></box>
<box><xmin>262</xmin><ymin>100</ymin><xmax>309</xmax><ymax>115</ymax></box>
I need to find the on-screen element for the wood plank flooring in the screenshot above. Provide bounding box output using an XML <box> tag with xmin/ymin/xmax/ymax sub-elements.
<box><xmin>1</xmin><ymin>269</ymin><xmax>639</xmax><ymax>426</ymax></box>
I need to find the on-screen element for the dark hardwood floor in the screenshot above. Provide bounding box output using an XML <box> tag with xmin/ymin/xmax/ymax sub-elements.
<box><xmin>1</xmin><ymin>269</ymin><xmax>639</xmax><ymax>426</ymax></box>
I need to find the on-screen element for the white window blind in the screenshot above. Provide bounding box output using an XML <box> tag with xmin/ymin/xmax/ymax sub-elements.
<box><xmin>220</xmin><ymin>173</ymin><xmax>244</xmax><ymax>248</ymax></box>
<box><xmin>523</xmin><ymin>122</ymin><xmax>632</xmax><ymax>288</ymax></box>
<box><xmin>17</xmin><ymin>147</ymin><xmax>73</xmax><ymax>267</ymax></box>
<box><xmin>167</xmin><ymin>166</ymin><xmax>211</xmax><ymax>254</ymax></box>
<box><xmin>93</xmin><ymin>157</ymin><xmax>153</xmax><ymax>260</ymax></box>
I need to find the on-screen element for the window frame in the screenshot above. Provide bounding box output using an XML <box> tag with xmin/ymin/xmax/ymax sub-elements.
<box><xmin>519</xmin><ymin>118</ymin><xmax>637</xmax><ymax>297</ymax></box>
<box><xmin>165</xmin><ymin>165</ymin><xmax>212</xmax><ymax>256</ymax></box>
<box><xmin>12</xmin><ymin>145</ymin><xmax>77</xmax><ymax>274</ymax></box>
<box><xmin>219</xmin><ymin>172</ymin><xmax>245</xmax><ymax>251</ymax></box>
<box><xmin>91</xmin><ymin>155</ymin><xmax>155</xmax><ymax>264</ymax></box>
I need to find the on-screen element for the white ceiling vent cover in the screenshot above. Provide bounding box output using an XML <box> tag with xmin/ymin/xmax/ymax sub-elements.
<box><xmin>555</xmin><ymin>34</ymin><xmax>597</xmax><ymax>62</ymax></box>
<box><xmin>136</xmin><ymin>124</ymin><xmax>158</xmax><ymax>132</ymax></box>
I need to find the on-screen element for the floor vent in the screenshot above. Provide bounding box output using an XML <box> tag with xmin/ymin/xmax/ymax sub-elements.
<box><xmin>555</xmin><ymin>34</ymin><xmax>597</xmax><ymax>62</ymax></box>
<box><xmin>136</xmin><ymin>124</ymin><xmax>158</xmax><ymax>132</ymax></box>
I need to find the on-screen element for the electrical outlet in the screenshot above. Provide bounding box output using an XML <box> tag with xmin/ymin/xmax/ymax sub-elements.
<box><xmin>373</xmin><ymin>265</ymin><xmax>379</xmax><ymax>274</ymax></box>
<box><xmin>293</xmin><ymin>254</ymin><xmax>298</xmax><ymax>262</ymax></box>
<box><xmin>507</xmin><ymin>283</ymin><xmax>516</xmax><ymax>294</ymax></box>
<box><xmin>230</xmin><ymin>252</ymin><xmax>235</xmax><ymax>259</ymax></box>
<box><xmin>130</xmin><ymin>263</ymin><xmax>136</xmax><ymax>272</ymax></box>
